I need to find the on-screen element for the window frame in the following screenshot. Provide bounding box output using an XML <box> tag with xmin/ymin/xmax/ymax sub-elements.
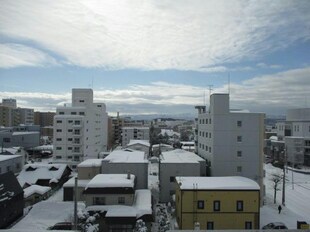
<box><xmin>213</xmin><ymin>200</ymin><xmax>220</xmax><ymax>211</ymax></box>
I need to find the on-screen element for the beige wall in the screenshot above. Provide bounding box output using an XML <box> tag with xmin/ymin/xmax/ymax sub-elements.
<box><xmin>78</xmin><ymin>166</ymin><xmax>101</xmax><ymax>180</ymax></box>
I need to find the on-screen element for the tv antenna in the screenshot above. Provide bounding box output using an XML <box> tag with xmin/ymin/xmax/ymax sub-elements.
<box><xmin>208</xmin><ymin>85</ymin><xmax>213</xmax><ymax>98</ymax></box>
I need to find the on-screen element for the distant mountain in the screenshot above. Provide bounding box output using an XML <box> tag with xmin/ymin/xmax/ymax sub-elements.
<box><xmin>123</xmin><ymin>113</ymin><xmax>196</xmax><ymax>121</ymax></box>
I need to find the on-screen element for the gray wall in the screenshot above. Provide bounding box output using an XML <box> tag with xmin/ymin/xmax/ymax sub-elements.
<box><xmin>0</xmin><ymin>155</ymin><xmax>23</xmax><ymax>174</ymax></box>
<box><xmin>159</xmin><ymin>162</ymin><xmax>202</xmax><ymax>203</ymax></box>
<box><xmin>101</xmin><ymin>161</ymin><xmax>148</xmax><ymax>189</ymax></box>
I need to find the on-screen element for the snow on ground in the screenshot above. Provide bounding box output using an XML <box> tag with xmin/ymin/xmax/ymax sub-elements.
<box><xmin>46</xmin><ymin>187</ymin><xmax>64</xmax><ymax>202</ymax></box>
<box><xmin>261</xmin><ymin>163</ymin><xmax>310</xmax><ymax>229</ymax></box>
<box><xmin>11</xmin><ymin>201</ymin><xmax>85</xmax><ymax>231</ymax></box>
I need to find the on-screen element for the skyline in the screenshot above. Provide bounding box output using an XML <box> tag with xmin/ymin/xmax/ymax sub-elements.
<box><xmin>1</xmin><ymin>0</ymin><xmax>310</xmax><ymax>116</ymax></box>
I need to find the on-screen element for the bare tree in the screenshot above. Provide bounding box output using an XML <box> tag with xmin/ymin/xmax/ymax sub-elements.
<box><xmin>270</xmin><ymin>173</ymin><xmax>282</xmax><ymax>204</ymax></box>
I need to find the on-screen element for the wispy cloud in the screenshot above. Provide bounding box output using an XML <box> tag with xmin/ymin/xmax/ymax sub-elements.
<box><xmin>256</xmin><ymin>62</ymin><xmax>282</xmax><ymax>69</ymax></box>
<box><xmin>0</xmin><ymin>1</ymin><xmax>309</xmax><ymax>70</ymax></box>
<box><xmin>0</xmin><ymin>43</ymin><xmax>59</xmax><ymax>68</ymax></box>
<box><xmin>0</xmin><ymin>67</ymin><xmax>309</xmax><ymax>115</ymax></box>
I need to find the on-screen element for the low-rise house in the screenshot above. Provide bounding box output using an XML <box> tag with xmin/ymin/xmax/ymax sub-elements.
<box><xmin>63</xmin><ymin>159</ymin><xmax>103</xmax><ymax>201</ymax></box>
<box><xmin>175</xmin><ymin>176</ymin><xmax>260</xmax><ymax>230</ymax></box>
<box><xmin>102</xmin><ymin>149</ymin><xmax>148</xmax><ymax>189</ymax></box>
<box><xmin>24</xmin><ymin>184</ymin><xmax>51</xmax><ymax>207</ymax></box>
<box><xmin>1</xmin><ymin>146</ymin><xmax>28</xmax><ymax>166</ymax></box>
<box><xmin>0</xmin><ymin>154</ymin><xmax>23</xmax><ymax>175</ymax></box>
<box><xmin>18</xmin><ymin>163</ymin><xmax>71</xmax><ymax>189</ymax></box>
<box><xmin>85</xmin><ymin>174</ymin><xmax>152</xmax><ymax>231</ymax></box>
<box><xmin>0</xmin><ymin>172</ymin><xmax>24</xmax><ymax>229</ymax></box>
<box><xmin>125</xmin><ymin>140</ymin><xmax>150</xmax><ymax>156</ymax></box>
<box><xmin>159</xmin><ymin>149</ymin><xmax>206</xmax><ymax>202</ymax></box>
<box><xmin>152</xmin><ymin>144</ymin><xmax>174</xmax><ymax>156</ymax></box>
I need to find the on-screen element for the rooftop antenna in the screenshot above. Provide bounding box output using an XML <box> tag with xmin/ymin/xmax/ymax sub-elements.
<box><xmin>228</xmin><ymin>72</ymin><xmax>231</xmax><ymax>95</ymax></box>
<box><xmin>203</xmin><ymin>90</ymin><xmax>206</xmax><ymax>105</ymax></box>
<box><xmin>208</xmin><ymin>85</ymin><xmax>213</xmax><ymax>98</ymax></box>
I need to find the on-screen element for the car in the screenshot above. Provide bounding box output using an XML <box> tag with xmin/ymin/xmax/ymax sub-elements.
<box><xmin>262</xmin><ymin>222</ymin><xmax>288</xmax><ymax>230</ymax></box>
<box><xmin>47</xmin><ymin>222</ymin><xmax>82</xmax><ymax>230</ymax></box>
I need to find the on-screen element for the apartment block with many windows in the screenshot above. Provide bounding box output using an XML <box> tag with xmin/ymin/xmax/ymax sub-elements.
<box><xmin>195</xmin><ymin>93</ymin><xmax>265</xmax><ymax>195</ymax></box>
<box><xmin>53</xmin><ymin>89</ymin><xmax>108</xmax><ymax>168</ymax></box>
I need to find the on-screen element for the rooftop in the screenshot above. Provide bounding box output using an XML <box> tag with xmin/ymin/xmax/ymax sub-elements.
<box><xmin>23</xmin><ymin>185</ymin><xmax>51</xmax><ymax>198</ymax></box>
<box><xmin>0</xmin><ymin>154</ymin><xmax>22</xmax><ymax>162</ymax></box>
<box><xmin>78</xmin><ymin>159</ymin><xmax>103</xmax><ymax>168</ymax></box>
<box><xmin>85</xmin><ymin>174</ymin><xmax>135</xmax><ymax>189</ymax></box>
<box><xmin>175</xmin><ymin>176</ymin><xmax>260</xmax><ymax>190</ymax></box>
<box><xmin>160</xmin><ymin>149</ymin><xmax>204</xmax><ymax>163</ymax></box>
<box><xmin>127</xmin><ymin>139</ymin><xmax>150</xmax><ymax>147</ymax></box>
<box><xmin>103</xmin><ymin>149</ymin><xmax>147</xmax><ymax>163</ymax></box>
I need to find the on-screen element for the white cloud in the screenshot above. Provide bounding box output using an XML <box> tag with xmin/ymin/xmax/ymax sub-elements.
<box><xmin>0</xmin><ymin>67</ymin><xmax>309</xmax><ymax>115</ymax></box>
<box><xmin>0</xmin><ymin>43</ymin><xmax>59</xmax><ymax>68</ymax></box>
<box><xmin>256</xmin><ymin>62</ymin><xmax>282</xmax><ymax>69</ymax></box>
<box><xmin>0</xmin><ymin>0</ymin><xmax>309</xmax><ymax>70</ymax></box>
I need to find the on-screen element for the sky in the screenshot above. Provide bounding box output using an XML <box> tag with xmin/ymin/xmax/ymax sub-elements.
<box><xmin>0</xmin><ymin>0</ymin><xmax>310</xmax><ymax>116</ymax></box>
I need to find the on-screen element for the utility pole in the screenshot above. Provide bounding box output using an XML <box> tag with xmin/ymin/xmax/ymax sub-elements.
<box><xmin>282</xmin><ymin>146</ymin><xmax>286</xmax><ymax>205</ymax></box>
<box><xmin>74</xmin><ymin>177</ymin><xmax>78</xmax><ymax>230</ymax></box>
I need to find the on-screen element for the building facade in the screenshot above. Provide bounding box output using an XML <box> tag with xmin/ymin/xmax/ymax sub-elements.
<box><xmin>53</xmin><ymin>89</ymin><xmax>108</xmax><ymax>168</ymax></box>
<box><xmin>175</xmin><ymin>176</ymin><xmax>260</xmax><ymax>230</ymax></box>
<box><xmin>122</xmin><ymin>127</ymin><xmax>150</xmax><ymax>147</ymax></box>
<box><xmin>195</xmin><ymin>94</ymin><xmax>265</xmax><ymax>193</ymax></box>
<box><xmin>159</xmin><ymin>149</ymin><xmax>206</xmax><ymax>202</ymax></box>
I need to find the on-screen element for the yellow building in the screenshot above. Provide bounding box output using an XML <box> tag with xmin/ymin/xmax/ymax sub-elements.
<box><xmin>175</xmin><ymin>176</ymin><xmax>260</xmax><ymax>230</ymax></box>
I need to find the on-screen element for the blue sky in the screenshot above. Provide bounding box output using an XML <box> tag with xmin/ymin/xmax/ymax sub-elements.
<box><xmin>0</xmin><ymin>0</ymin><xmax>310</xmax><ymax>116</ymax></box>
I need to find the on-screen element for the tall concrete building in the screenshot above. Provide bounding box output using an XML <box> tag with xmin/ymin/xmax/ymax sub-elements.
<box><xmin>280</xmin><ymin>108</ymin><xmax>310</xmax><ymax>166</ymax></box>
<box><xmin>53</xmin><ymin>89</ymin><xmax>108</xmax><ymax>168</ymax></box>
<box><xmin>195</xmin><ymin>93</ymin><xmax>265</xmax><ymax>192</ymax></box>
<box><xmin>122</xmin><ymin>127</ymin><xmax>150</xmax><ymax>147</ymax></box>
<box><xmin>0</xmin><ymin>99</ymin><xmax>34</xmax><ymax>126</ymax></box>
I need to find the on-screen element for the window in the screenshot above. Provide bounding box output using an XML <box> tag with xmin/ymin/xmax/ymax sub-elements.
<box><xmin>93</xmin><ymin>197</ymin><xmax>105</xmax><ymax>205</ymax></box>
<box><xmin>3</xmin><ymin>138</ymin><xmax>11</xmax><ymax>143</ymax></box>
<box><xmin>79</xmin><ymin>112</ymin><xmax>85</xmax><ymax>115</ymax></box>
<box><xmin>16</xmin><ymin>163</ymin><xmax>20</xmax><ymax>169</ymax></box>
<box><xmin>207</xmin><ymin>221</ymin><xmax>214</xmax><ymax>230</ymax></box>
<box><xmin>237</xmin><ymin>136</ymin><xmax>242</xmax><ymax>142</ymax></box>
<box><xmin>209</xmin><ymin>132</ymin><xmax>211</xmax><ymax>138</ymax></box>
<box><xmin>68</xmin><ymin>138</ymin><xmax>73</xmax><ymax>141</ymax></box>
<box><xmin>237</xmin><ymin>151</ymin><xmax>242</xmax><ymax>157</ymax></box>
<box><xmin>68</xmin><ymin>147</ymin><xmax>72</xmax><ymax>150</ymax></box>
<box><xmin>56</xmin><ymin>129</ymin><xmax>62</xmax><ymax>132</ymax></box>
<box><xmin>68</xmin><ymin>120</ymin><xmax>73</xmax><ymax>123</ymax></box>
<box><xmin>56</xmin><ymin>138</ymin><xmax>62</xmax><ymax>141</ymax></box>
<box><xmin>209</xmin><ymin>147</ymin><xmax>211</xmax><ymax>153</ymax></box>
<box><xmin>56</xmin><ymin>147</ymin><xmax>62</xmax><ymax>150</ymax></box>
<box><xmin>71</xmin><ymin>112</ymin><xmax>77</xmax><ymax>115</ymax></box>
<box><xmin>68</xmin><ymin>156</ymin><xmax>72</xmax><ymax>159</ymax></box>
<box><xmin>237</xmin><ymin>120</ymin><xmax>242</xmax><ymax>127</ymax></box>
<box><xmin>56</xmin><ymin>120</ymin><xmax>62</xmax><ymax>123</ymax></box>
<box><xmin>74</xmin><ymin>120</ymin><xmax>80</xmax><ymax>125</ymax></box>
<box><xmin>7</xmin><ymin>166</ymin><xmax>11</xmax><ymax>172</ymax></box>
<box><xmin>56</xmin><ymin>156</ymin><xmax>62</xmax><ymax>159</ymax></box>
<box><xmin>170</xmin><ymin>176</ymin><xmax>175</xmax><ymax>182</ymax></box>
<box><xmin>245</xmin><ymin>221</ymin><xmax>252</xmax><ymax>229</ymax></box>
<box><xmin>68</xmin><ymin>129</ymin><xmax>73</xmax><ymax>132</ymax></box>
<box><xmin>209</xmin><ymin>118</ymin><xmax>211</xmax><ymax>124</ymax></box>
<box><xmin>237</xmin><ymin>166</ymin><xmax>242</xmax><ymax>173</ymax></box>
<box><xmin>213</xmin><ymin>201</ymin><xmax>220</xmax><ymax>211</ymax></box>
<box><xmin>237</xmin><ymin>201</ymin><xmax>244</xmax><ymax>211</ymax></box>
<box><xmin>197</xmin><ymin>200</ymin><xmax>204</xmax><ymax>209</ymax></box>
<box><xmin>79</xmin><ymin>100</ymin><xmax>85</xmax><ymax>103</ymax></box>
<box><xmin>118</xmin><ymin>197</ymin><xmax>125</xmax><ymax>204</ymax></box>
<box><xmin>59</xmin><ymin>112</ymin><xmax>64</xmax><ymax>115</ymax></box>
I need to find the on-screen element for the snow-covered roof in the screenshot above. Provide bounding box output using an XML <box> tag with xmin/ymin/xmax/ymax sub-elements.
<box><xmin>24</xmin><ymin>185</ymin><xmax>51</xmax><ymax>198</ymax></box>
<box><xmin>180</xmin><ymin>141</ymin><xmax>195</xmax><ymax>146</ymax></box>
<box><xmin>85</xmin><ymin>174</ymin><xmax>135</xmax><ymax>189</ymax></box>
<box><xmin>160</xmin><ymin>129</ymin><xmax>180</xmax><ymax>137</ymax></box>
<box><xmin>104</xmin><ymin>149</ymin><xmax>147</xmax><ymax>163</ymax></box>
<box><xmin>175</xmin><ymin>176</ymin><xmax>260</xmax><ymax>190</ymax></box>
<box><xmin>0</xmin><ymin>154</ymin><xmax>22</xmax><ymax>162</ymax></box>
<box><xmin>63</xmin><ymin>177</ymin><xmax>91</xmax><ymax>188</ymax></box>
<box><xmin>133</xmin><ymin>189</ymin><xmax>152</xmax><ymax>218</ymax></box>
<box><xmin>122</xmin><ymin>126</ymin><xmax>149</xmax><ymax>130</ymax></box>
<box><xmin>1</xmin><ymin>147</ymin><xmax>22</xmax><ymax>155</ymax></box>
<box><xmin>12</xmin><ymin>131</ymin><xmax>39</xmax><ymax>136</ymax></box>
<box><xmin>18</xmin><ymin>163</ymin><xmax>69</xmax><ymax>187</ymax></box>
<box><xmin>127</xmin><ymin>139</ymin><xmax>150</xmax><ymax>147</ymax></box>
<box><xmin>32</xmin><ymin>145</ymin><xmax>53</xmax><ymax>151</ymax></box>
<box><xmin>78</xmin><ymin>159</ymin><xmax>103</xmax><ymax>168</ymax></box>
<box><xmin>269</xmin><ymin>136</ymin><xmax>278</xmax><ymax>141</ymax></box>
<box><xmin>160</xmin><ymin>149</ymin><xmax>204</xmax><ymax>163</ymax></box>
<box><xmin>86</xmin><ymin>189</ymin><xmax>152</xmax><ymax>218</ymax></box>
<box><xmin>152</xmin><ymin>144</ymin><xmax>173</xmax><ymax>148</ymax></box>
<box><xmin>230</xmin><ymin>109</ymin><xmax>250</xmax><ymax>113</ymax></box>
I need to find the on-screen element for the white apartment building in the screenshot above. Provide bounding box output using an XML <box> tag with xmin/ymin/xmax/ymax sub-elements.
<box><xmin>195</xmin><ymin>93</ymin><xmax>265</xmax><ymax>191</ymax></box>
<box><xmin>53</xmin><ymin>89</ymin><xmax>108</xmax><ymax>168</ymax></box>
<box><xmin>283</xmin><ymin>108</ymin><xmax>310</xmax><ymax>166</ymax></box>
<box><xmin>122</xmin><ymin>127</ymin><xmax>149</xmax><ymax>147</ymax></box>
